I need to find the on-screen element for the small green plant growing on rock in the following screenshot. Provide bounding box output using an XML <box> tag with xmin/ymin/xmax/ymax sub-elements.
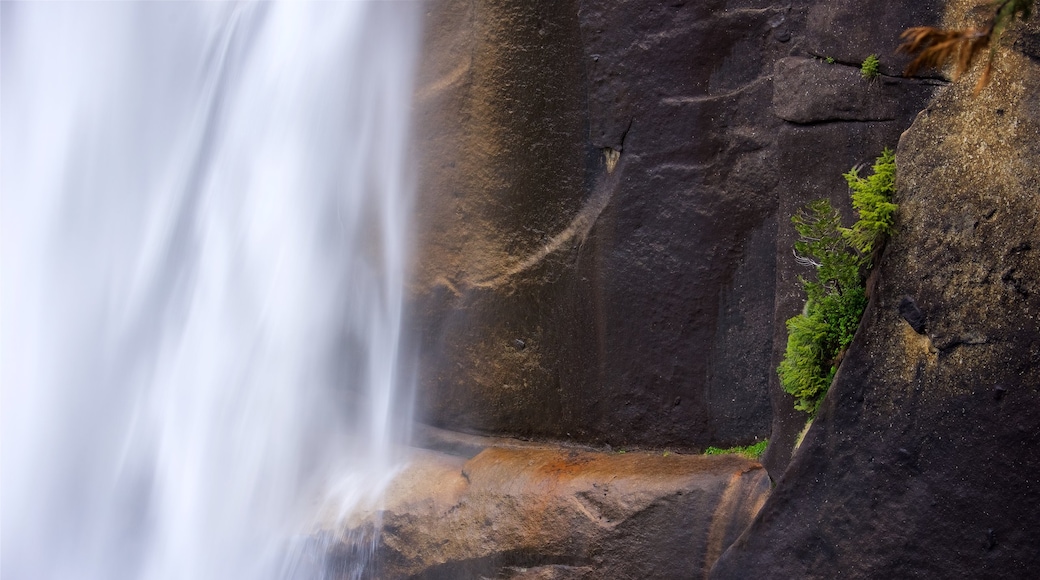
<box><xmin>825</xmin><ymin>56</ymin><xmax>836</xmax><ymax>64</ymax></box>
<box><xmin>704</xmin><ymin>440</ymin><xmax>768</xmax><ymax>460</ymax></box>
<box><xmin>778</xmin><ymin>149</ymin><xmax>897</xmax><ymax>416</ymax></box>
<box><xmin>842</xmin><ymin>148</ymin><xmax>897</xmax><ymax>256</ymax></box>
<box><xmin>861</xmin><ymin>54</ymin><xmax>881</xmax><ymax>79</ymax></box>
<box><xmin>778</xmin><ymin>200</ymin><xmax>866</xmax><ymax>415</ymax></box>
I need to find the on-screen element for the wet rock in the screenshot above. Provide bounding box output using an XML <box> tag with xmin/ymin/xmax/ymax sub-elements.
<box><xmin>413</xmin><ymin>0</ymin><xmax>941</xmax><ymax>479</ymax></box>
<box><xmin>326</xmin><ymin>446</ymin><xmax>770</xmax><ymax>579</ymax></box>
<box><xmin>413</xmin><ymin>0</ymin><xmax>781</xmax><ymax>454</ymax></box>
<box><xmin>502</xmin><ymin>565</ymin><xmax>597</xmax><ymax>579</ymax></box>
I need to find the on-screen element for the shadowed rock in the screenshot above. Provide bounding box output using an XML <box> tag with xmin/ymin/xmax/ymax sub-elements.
<box><xmin>711</xmin><ymin>17</ymin><xmax>1040</xmax><ymax>580</ymax></box>
<box><xmin>773</xmin><ymin>57</ymin><xmax>939</xmax><ymax>124</ymax></box>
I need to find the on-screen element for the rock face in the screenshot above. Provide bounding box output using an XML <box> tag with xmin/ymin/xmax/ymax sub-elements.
<box><xmin>326</xmin><ymin>446</ymin><xmax>769</xmax><ymax>579</ymax></box>
<box><xmin>756</xmin><ymin>0</ymin><xmax>943</xmax><ymax>476</ymax></box>
<box><xmin>710</xmin><ymin>18</ymin><xmax>1040</xmax><ymax>580</ymax></box>
<box><xmin>413</xmin><ymin>0</ymin><xmax>941</xmax><ymax>475</ymax></box>
<box><xmin>772</xmin><ymin>57</ymin><xmax>936</xmax><ymax>124</ymax></box>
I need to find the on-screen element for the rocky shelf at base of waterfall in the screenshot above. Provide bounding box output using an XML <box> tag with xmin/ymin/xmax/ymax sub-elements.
<box><xmin>313</xmin><ymin>431</ymin><xmax>770</xmax><ymax>579</ymax></box>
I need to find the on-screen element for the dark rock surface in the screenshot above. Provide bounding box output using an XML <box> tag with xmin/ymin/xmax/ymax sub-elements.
<box><xmin>326</xmin><ymin>445</ymin><xmax>769</xmax><ymax>579</ymax></box>
<box><xmin>710</xmin><ymin>20</ymin><xmax>1040</xmax><ymax>579</ymax></box>
<box><xmin>773</xmin><ymin>57</ymin><xmax>939</xmax><ymax>123</ymax></box>
<box><xmin>898</xmin><ymin>295</ymin><xmax>927</xmax><ymax>334</ymax></box>
<box><xmin>801</xmin><ymin>0</ymin><xmax>942</xmax><ymax>76</ymax></box>
<box><xmin>759</xmin><ymin>0</ymin><xmax>944</xmax><ymax>477</ymax></box>
<box><xmin>413</xmin><ymin>0</ymin><xmax>601</xmax><ymax>445</ymax></box>
<box><xmin>412</xmin><ymin>0</ymin><xmax>940</xmax><ymax>476</ymax></box>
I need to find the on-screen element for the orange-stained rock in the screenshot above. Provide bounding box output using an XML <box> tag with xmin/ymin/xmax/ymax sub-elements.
<box><xmin>321</xmin><ymin>445</ymin><xmax>769</xmax><ymax>579</ymax></box>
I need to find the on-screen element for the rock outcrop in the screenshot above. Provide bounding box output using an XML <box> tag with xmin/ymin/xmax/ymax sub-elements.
<box><xmin>324</xmin><ymin>445</ymin><xmax>769</xmax><ymax>579</ymax></box>
<box><xmin>761</xmin><ymin>0</ymin><xmax>943</xmax><ymax>475</ymax></box>
<box><xmin>710</xmin><ymin>16</ymin><xmax>1040</xmax><ymax>579</ymax></box>
<box><xmin>413</xmin><ymin>0</ymin><xmax>942</xmax><ymax>474</ymax></box>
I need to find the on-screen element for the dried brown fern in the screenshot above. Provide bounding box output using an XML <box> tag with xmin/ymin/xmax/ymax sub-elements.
<box><xmin>898</xmin><ymin>0</ymin><xmax>1034</xmax><ymax>93</ymax></box>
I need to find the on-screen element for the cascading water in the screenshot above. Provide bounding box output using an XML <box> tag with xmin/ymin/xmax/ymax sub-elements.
<box><xmin>2</xmin><ymin>2</ymin><xmax>420</xmax><ymax>579</ymax></box>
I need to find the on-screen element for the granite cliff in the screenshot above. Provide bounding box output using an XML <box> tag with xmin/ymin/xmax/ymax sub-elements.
<box><xmin>712</xmin><ymin>10</ymin><xmax>1040</xmax><ymax>578</ymax></box>
<box><xmin>329</xmin><ymin>1</ymin><xmax>1040</xmax><ymax>577</ymax></box>
<box><xmin>412</xmin><ymin>0</ymin><xmax>941</xmax><ymax>477</ymax></box>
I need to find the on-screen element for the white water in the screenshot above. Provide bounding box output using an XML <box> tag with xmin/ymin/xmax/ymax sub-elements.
<box><xmin>2</xmin><ymin>3</ymin><xmax>420</xmax><ymax>579</ymax></box>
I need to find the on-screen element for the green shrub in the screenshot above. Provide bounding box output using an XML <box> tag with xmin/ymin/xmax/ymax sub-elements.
<box><xmin>861</xmin><ymin>54</ymin><xmax>881</xmax><ymax>79</ymax></box>
<box><xmin>778</xmin><ymin>150</ymin><xmax>897</xmax><ymax>416</ymax></box>
<box><xmin>791</xmin><ymin>200</ymin><xmax>861</xmax><ymax>300</ymax></box>
<box><xmin>778</xmin><ymin>279</ymin><xmax>867</xmax><ymax>414</ymax></box>
<box><xmin>704</xmin><ymin>440</ymin><xmax>768</xmax><ymax>460</ymax></box>
<box><xmin>842</xmin><ymin>148</ymin><xmax>897</xmax><ymax>256</ymax></box>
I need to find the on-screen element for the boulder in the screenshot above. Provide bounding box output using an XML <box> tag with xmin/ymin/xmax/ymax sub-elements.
<box><xmin>323</xmin><ymin>445</ymin><xmax>770</xmax><ymax>579</ymax></box>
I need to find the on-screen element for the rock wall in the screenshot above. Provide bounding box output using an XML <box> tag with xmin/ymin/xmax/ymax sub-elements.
<box><xmin>710</xmin><ymin>15</ymin><xmax>1040</xmax><ymax>579</ymax></box>
<box><xmin>412</xmin><ymin>0</ymin><xmax>940</xmax><ymax>474</ymax></box>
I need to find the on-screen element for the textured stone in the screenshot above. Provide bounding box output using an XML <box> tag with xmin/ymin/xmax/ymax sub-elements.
<box><xmin>711</xmin><ymin>20</ymin><xmax>1040</xmax><ymax>580</ymax></box>
<box><xmin>898</xmin><ymin>295</ymin><xmax>927</xmax><ymax>334</ymax></box>
<box><xmin>803</xmin><ymin>0</ymin><xmax>944</xmax><ymax>76</ymax></box>
<box><xmin>760</xmin><ymin>3</ymin><xmax>942</xmax><ymax>477</ymax></box>
<box><xmin>413</xmin><ymin>0</ymin><xmax>784</xmax><ymax>452</ymax></box>
<box><xmin>1016</xmin><ymin>31</ymin><xmax>1040</xmax><ymax>62</ymax></box>
<box><xmin>412</xmin><ymin>0</ymin><xmax>941</xmax><ymax>479</ymax></box>
<box><xmin>773</xmin><ymin>57</ymin><xmax>939</xmax><ymax>124</ymax></box>
<box><xmin>324</xmin><ymin>446</ymin><xmax>770</xmax><ymax>579</ymax></box>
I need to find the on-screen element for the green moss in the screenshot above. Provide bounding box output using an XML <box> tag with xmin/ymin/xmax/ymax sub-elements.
<box><xmin>861</xmin><ymin>54</ymin><xmax>881</xmax><ymax>79</ymax></box>
<box><xmin>704</xmin><ymin>440</ymin><xmax>768</xmax><ymax>460</ymax></box>
<box><xmin>778</xmin><ymin>149</ymin><xmax>897</xmax><ymax>416</ymax></box>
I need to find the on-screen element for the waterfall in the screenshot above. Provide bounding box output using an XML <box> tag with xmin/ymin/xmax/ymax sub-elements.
<box><xmin>1</xmin><ymin>2</ymin><xmax>420</xmax><ymax>579</ymax></box>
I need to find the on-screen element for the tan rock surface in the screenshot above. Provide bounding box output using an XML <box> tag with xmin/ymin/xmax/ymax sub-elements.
<box><xmin>323</xmin><ymin>445</ymin><xmax>769</xmax><ymax>579</ymax></box>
